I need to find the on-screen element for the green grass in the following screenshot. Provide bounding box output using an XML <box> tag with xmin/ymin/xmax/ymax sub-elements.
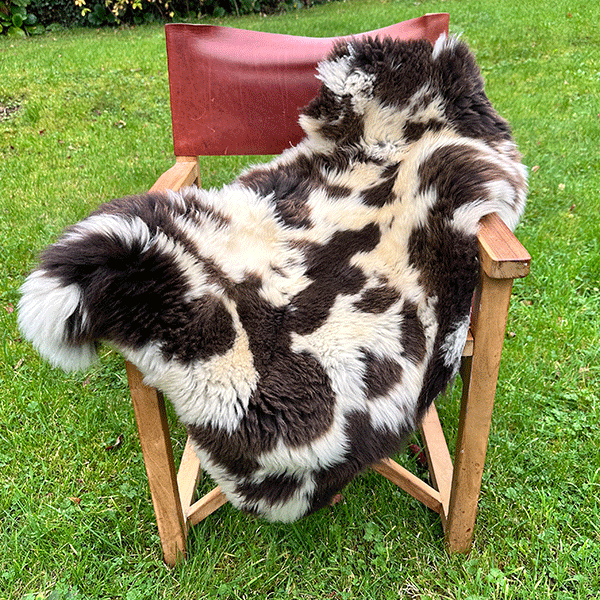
<box><xmin>1</xmin><ymin>0</ymin><xmax>599</xmax><ymax>598</ymax></box>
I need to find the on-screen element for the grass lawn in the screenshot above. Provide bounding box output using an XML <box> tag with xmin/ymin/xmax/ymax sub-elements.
<box><xmin>1</xmin><ymin>0</ymin><xmax>599</xmax><ymax>598</ymax></box>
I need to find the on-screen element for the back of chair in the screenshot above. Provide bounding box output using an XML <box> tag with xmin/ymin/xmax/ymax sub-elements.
<box><xmin>164</xmin><ymin>14</ymin><xmax>449</xmax><ymax>157</ymax></box>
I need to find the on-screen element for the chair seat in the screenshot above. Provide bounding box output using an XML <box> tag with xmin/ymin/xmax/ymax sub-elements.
<box><xmin>133</xmin><ymin>155</ymin><xmax>529</xmax><ymax>563</ymax></box>
<box><xmin>174</xmin><ymin>325</ymin><xmax>473</xmax><ymax>531</ymax></box>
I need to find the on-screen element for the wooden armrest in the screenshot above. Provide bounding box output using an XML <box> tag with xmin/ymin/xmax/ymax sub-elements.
<box><xmin>477</xmin><ymin>213</ymin><xmax>531</xmax><ymax>279</ymax></box>
<box><xmin>150</xmin><ymin>156</ymin><xmax>199</xmax><ymax>193</ymax></box>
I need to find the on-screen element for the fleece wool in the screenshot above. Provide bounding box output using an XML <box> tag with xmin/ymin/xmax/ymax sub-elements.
<box><xmin>18</xmin><ymin>35</ymin><xmax>526</xmax><ymax>522</ymax></box>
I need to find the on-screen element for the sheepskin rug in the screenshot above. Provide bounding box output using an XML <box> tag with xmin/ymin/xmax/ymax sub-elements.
<box><xmin>18</xmin><ymin>35</ymin><xmax>527</xmax><ymax>522</ymax></box>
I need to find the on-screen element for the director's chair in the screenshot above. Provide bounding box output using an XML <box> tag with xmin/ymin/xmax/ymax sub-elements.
<box><xmin>123</xmin><ymin>14</ymin><xmax>530</xmax><ymax>565</ymax></box>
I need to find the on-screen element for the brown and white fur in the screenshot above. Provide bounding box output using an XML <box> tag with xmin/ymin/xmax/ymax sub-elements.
<box><xmin>18</xmin><ymin>35</ymin><xmax>526</xmax><ymax>522</ymax></box>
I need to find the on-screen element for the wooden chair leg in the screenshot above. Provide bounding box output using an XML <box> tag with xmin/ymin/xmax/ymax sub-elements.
<box><xmin>125</xmin><ymin>361</ymin><xmax>187</xmax><ymax>566</ymax></box>
<box><xmin>420</xmin><ymin>402</ymin><xmax>453</xmax><ymax>526</ymax></box>
<box><xmin>177</xmin><ymin>437</ymin><xmax>203</xmax><ymax>513</ymax></box>
<box><xmin>372</xmin><ymin>458</ymin><xmax>443</xmax><ymax>514</ymax></box>
<box><xmin>444</xmin><ymin>273</ymin><xmax>515</xmax><ymax>553</ymax></box>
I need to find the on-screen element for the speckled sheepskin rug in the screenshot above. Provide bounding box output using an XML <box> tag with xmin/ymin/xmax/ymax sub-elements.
<box><xmin>19</xmin><ymin>35</ymin><xmax>527</xmax><ymax>522</ymax></box>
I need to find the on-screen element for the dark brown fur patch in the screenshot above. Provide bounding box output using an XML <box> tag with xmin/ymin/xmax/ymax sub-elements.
<box><xmin>189</xmin><ymin>345</ymin><xmax>336</xmax><ymax>467</ymax></box>
<box><xmin>403</xmin><ymin>118</ymin><xmax>445</xmax><ymax>143</ymax></box>
<box><xmin>236</xmin><ymin>473</ymin><xmax>303</xmax><ymax>507</ymax></box>
<box><xmin>434</xmin><ymin>41</ymin><xmax>513</xmax><ymax>143</ymax></box>
<box><xmin>40</xmin><ymin>221</ymin><xmax>237</xmax><ymax>362</ymax></box>
<box><xmin>361</xmin><ymin>349</ymin><xmax>404</xmax><ymax>400</ymax></box>
<box><xmin>418</xmin><ymin>145</ymin><xmax>511</xmax><ymax>214</ymax></box>
<box><xmin>238</xmin><ymin>166</ymin><xmax>313</xmax><ymax>228</ymax></box>
<box><xmin>400</xmin><ymin>300</ymin><xmax>427</xmax><ymax>365</ymax></box>
<box><xmin>352</xmin><ymin>38</ymin><xmax>434</xmax><ymax>109</ymax></box>
<box><xmin>288</xmin><ymin>223</ymin><xmax>381</xmax><ymax>335</ymax></box>
<box><xmin>353</xmin><ymin>284</ymin><xmax>399</xmax><ymax>314</ymax></box>
<box><xmin>303</xmin><ymin>87</ymin><xmax>365</xmax><ymax>145</ymax></box>
<box><xmin>361</xmin><ymin>163</ymin><xmax>401</xmax><ymax>207</ymax></box>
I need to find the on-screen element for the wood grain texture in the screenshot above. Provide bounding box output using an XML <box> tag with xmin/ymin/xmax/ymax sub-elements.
<box><xmin>177</xmin><ymin>437</ymin><xmax>203</xmax><ymax>514</ymax></box>
<box><xmin>478</xmin><ymin>213</ymin><xmax>531</xmax><ymax>280</ymax></box>
<box><xmin>150</xmin><ymin>157</ymin><xmax>199</xmax><ymax>192</ymax></box>
<box><xmin>420</xmin><ymin>403</ymin><xmax>453</xmax><ymax>526</ymax></box>
<box><xmin>187</xmin><ymin>487</ymin><xmax>229</xmax><ymax>527</ymax></box>
<box><xmin>125</xmin><ymin>360</ymin><xmax>187</xmax><ymax>566</ymax></box>
<box><xmin>371</xmin><ymin>458</ymin><xmax>443</xmax><ymax>514</ymax></box>
<box><xmin>444</xmin><ymin>273</ymin><xmax>515</xmax><ymax>553</ymax></box>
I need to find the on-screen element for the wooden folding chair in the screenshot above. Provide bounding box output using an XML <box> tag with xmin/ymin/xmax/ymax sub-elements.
<box><xmin>125</xmin><ymin>14</ymin><xmax>531</xmax><ymax>566</ymax></box>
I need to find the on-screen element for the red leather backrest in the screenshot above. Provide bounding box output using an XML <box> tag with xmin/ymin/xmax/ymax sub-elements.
<box><xmin>165</xmin><ymin>14</ymin><xmax>449</xmax><ymax>156</ymax></box>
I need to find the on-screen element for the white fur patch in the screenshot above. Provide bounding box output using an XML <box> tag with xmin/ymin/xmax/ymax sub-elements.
<box><xmin>62</xmin><ymin>213</ymin><xmax>152</xmax><ymax>251</ymax></box>
<box><xmin>121</xmin><ymin>304</ymin><xmax>258</xmax><ymax>433</ymax></box>
<box><xmin>179</xmin><ymin>184</ymin><xmax>287</xmax><ymax>285</ymax></box>
<box><xmin>432</xmin><ymin>33</ymin><xmax>461</xmax><ymax>60</ymax></box>
<box><xmin>440</xmin><ymin>316</ymin><xmax>471</xmax><ymax>371</ymax></box>
<box><xmin>18</xmin><ymin>271</ymin><xmax>97</xmax><ymax>371</ymax></box>
<box><xmin>316</xmin><ymin>52</ymin><xmax>354</xmax><ymax>97</ymax></box>
<box><xmin>369</xmin><ymin>382</ymin><xmax>417</xmax><ymax>433</ymax></box>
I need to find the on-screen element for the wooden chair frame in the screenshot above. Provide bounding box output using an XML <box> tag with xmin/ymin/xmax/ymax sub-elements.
<box><xmin>122</xmin><ymin>20</ymin><xmax>531</xmax><ymax>566</ymax></box>
<box><xmin>126</xmin><ymin>157</ymin><xmax>530</xmax><ymax>566</ymax></box>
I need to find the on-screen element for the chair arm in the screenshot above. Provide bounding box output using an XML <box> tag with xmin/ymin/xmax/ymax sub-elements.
<box><xmin>150</xmin><ymin>156</ymin><xmax>199</xmax><ymax>193</ymax></box>
<box><xmin>477</xmin><ymin>213</ymin><xmax>531</xmax><ymax>280</ymax></box>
